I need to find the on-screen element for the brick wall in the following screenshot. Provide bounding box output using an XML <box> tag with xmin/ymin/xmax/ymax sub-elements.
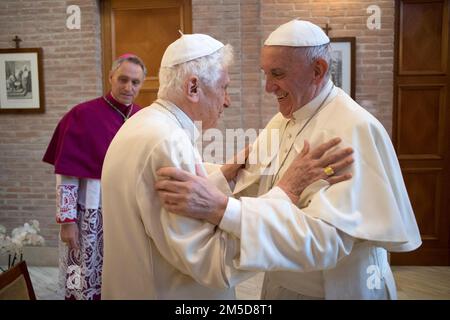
<box><xmin>193</xmin><ymin>0</ymin><xmax>264</xmax><ymax>158</ymax></box>
<box><xmin>193</xmin><ymin>0</ymin><xmax>394</xmax><ymax>159</ymax></box>
<box><xmin>0</xmin><ymin>0</ymin><xmax>102</xmax><ymax>246</ymax></box>
<box><xmin>0</xmin><ymin>0</ymin><xmax>394</xmax><ymax>248</ymax></box>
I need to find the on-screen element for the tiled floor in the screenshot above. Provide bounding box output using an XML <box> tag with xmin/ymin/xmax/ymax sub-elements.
<box><xmin>27</xmin><ymin>266</ymin><xmax>450</xmax><ymax>300</ymax></box>
<box><xmin>27</xmin><ymin>267</ymin><xmax>265</xmax><ymax>300</ymax></box>
<box><xmin>28</xmin><ymin>266</ymin><xmax>62</xmax><ymax>300</ymax></box>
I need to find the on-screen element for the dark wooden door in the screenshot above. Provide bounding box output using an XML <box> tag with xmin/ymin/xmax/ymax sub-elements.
<box><xmin>101</xmin><ymin>0</ymin><xmax>192</xmax><ymax>107</ymax></box>
<box><xmin>392</xmin><ymin>0</ymin><xmax>450</xmax><ymax>265</ymax></box>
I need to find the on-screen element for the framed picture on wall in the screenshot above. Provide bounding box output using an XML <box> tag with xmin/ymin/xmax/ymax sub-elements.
<box><xmin>0</xmin><ymin>48</ymin><xmax>44</xmax><ymax>114</ymax></box>
<box><xmin>330</xmin><ymin>37</ymin><xmax>355</xmax><ymax>99</ymax></box>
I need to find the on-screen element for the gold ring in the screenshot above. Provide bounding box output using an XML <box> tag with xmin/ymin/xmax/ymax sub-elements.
<box><xmin>324</xmin><ymin>166</ymin><xmax>334</xmax><ymax>176</ymax></box>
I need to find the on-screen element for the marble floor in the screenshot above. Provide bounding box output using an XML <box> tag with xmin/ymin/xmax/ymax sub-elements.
<box><xmin>26</xmin><ymin>266</ymin><xmax>450</xmax><ymax>300</ymax></box>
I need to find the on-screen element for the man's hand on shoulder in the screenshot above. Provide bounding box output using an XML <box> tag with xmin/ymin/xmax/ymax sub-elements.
<box><xmin>155</xmin><ymin>164</ymin><xmax>228</xmax><ymax>225</ymax></box>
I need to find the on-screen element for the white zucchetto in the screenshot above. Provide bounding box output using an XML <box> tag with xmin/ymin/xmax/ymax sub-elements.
<box><xmin>264</xmin><ymin>19</ymin><xmax>330</xmax><ymax>47</ymax></box>
<box><xmin>160</xmin><ymin>33</ymin><xmax>224</xmax><ymax>67</ymax></box>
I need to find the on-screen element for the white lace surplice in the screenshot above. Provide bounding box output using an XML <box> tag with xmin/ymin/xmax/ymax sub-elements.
<box><xmin>56</xmin><ymin>175</ymin><xmax>103</xmax><ymax>300</ymax></box>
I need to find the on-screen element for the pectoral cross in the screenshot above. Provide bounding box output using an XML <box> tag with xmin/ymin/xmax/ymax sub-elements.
<box><xmin>323</xmin><ymin>23</ymin><xmax>332</xmax><ymax>36</ymax></box>
<box><xmin>12</xmin><ymin>35</ymin><xmax>22</xmax><ymax>48</ymax></box>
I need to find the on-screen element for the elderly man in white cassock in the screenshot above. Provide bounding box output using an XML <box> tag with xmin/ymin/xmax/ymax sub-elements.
<box><xmin>155</xmin><ymin>20</ymin><xmax>422</xmax><ymax>300</ymax></box>
<box><xmin>101</xmin><ymin>32</ymin><xmax>354</xmax><ymax>299</ymax></box>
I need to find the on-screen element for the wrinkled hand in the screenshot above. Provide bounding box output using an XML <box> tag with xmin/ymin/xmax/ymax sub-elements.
<box><xmin>277</xmin><ymin>137</ymin><xmax>354</xmax><ymax>204</ymax></box>
<box><xmin>220</xmin><ymin>145</ymin><xmax>251</xmax><ymax>182</ymax></box>
<box><xmin>60</xmin><ymin>223</ymin><xmax>79</xmax><ymax>249</ymax></box>
<box><xmin>155</xmin><ymin>164</ymin><xmax>228</xmax><ymax>225</ymax></box>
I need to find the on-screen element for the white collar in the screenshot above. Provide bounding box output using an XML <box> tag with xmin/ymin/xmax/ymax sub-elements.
<box><xmin>154</xmin><ymin>98</ymin><xmax>200</xmax><ymax>145</ymax></box>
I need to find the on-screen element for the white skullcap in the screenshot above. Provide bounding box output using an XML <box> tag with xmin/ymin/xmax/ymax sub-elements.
<box><xmin>264</xmin><ymin>19</ymin><xmax>330</xmax><ymax>47</ymax></box>
<box><xmin>160</xmin><ymin>33</ymin><xmax>224</xmax><ymax>67</ymax></box>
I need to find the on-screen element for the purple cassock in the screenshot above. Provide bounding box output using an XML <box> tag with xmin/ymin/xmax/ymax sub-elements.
<box><xmin>43</xmin><ymin>93</ymin><xmax>141</xmax><ymax>300</ymax></box>
<box><xmin>43</xmin><ymin>92</ymin><xmax>141</xmax><ymax>179</ymax></box>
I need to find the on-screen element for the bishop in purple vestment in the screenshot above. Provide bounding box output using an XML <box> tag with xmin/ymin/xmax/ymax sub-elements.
<box><xmin>43</xmin><ymin>54</ymin><xmax>147</xmax><ymax>300</ymax></box>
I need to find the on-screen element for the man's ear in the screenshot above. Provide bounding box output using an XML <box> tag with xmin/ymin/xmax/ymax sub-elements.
<box><xmin>186</xmin><ymin>76</ymin><xmax>200</xmax><ymax>103</ymax></box>
<box><xmin>313</xmin><ymin>58</ymin><xmax>328</xmax><ymax>83</ymax></box>
<box><xmin>108</xmin><ymin>71</ymin><xmax>113</xmax><ymax>85</ymax></box>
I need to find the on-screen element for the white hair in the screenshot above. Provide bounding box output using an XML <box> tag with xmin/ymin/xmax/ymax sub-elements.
<box><xmin>295</xmin><ymin>44</ymin><xmax>332</xmax><ymax>78</ymax></box>
<box><xmin>158</xmin><ymin>44</ymin><xmax>234</xmax><ymax>100</ymax></box>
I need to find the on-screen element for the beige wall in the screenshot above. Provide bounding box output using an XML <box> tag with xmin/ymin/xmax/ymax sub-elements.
<box><xmin>0</xmin><ymin>0</ymin><xmax>394</xmax><ymax>247</ymax></box>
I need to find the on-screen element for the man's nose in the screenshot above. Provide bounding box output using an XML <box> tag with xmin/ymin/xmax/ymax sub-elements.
<box><xmin>124</xmin><ymin>81</ymin><xmax>132</xmax><ymax>91</ymax></box>
<box><xmin>265</xmin><ymin>78</ymin><xmax>277</xmax><ymax>93</ymax></box>
<box><xmin>224</xmin><ymin>92</ymin><xmax>230</xmax><ymax>108</ymax></box>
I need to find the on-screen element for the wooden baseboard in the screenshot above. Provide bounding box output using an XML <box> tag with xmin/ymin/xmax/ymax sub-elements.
<box><xmin>391</xmin><ymin>248</ymin><xmax>450</xmax><ymax>266</ymax></box>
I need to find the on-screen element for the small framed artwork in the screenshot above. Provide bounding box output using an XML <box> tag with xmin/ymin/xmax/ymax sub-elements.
<box><xmin>0</xmin><ymin>48</ymin><xmax>45</xmax><ymax>114</ymax></box>
<box><xmin>330</xmin><ymin>37</ymin><xmax>355</xmax><ymax>99</ymax></box>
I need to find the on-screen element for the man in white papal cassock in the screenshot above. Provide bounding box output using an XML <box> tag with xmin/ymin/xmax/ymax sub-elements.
<box><xmin>155</xmin><ymin>19</ymin><xmax>422</xmax><ymax>300</ymax></box>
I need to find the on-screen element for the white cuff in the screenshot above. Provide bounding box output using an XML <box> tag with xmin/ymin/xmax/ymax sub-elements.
<box><xmin>268</xmin><ymin>182</ymin><xmax>329</xmax><ymax>208</ymax></box>
<box><xmin>218</xmin><ymin>197</ymin><xmax>242</xmax><ymax>238</ymax></box>
<box><xmin>207</xmin><ymin>170</ymin><xmax>233</xmax><ymax>196</ymax></box>
<box><xmin>298</xmin><ymin>179</ymin><xmax>329</xmax><ymax>208</ymax></box>
<box><xmin>263</xmin><ymin>186</ymin><xmax>292</xmax><ymax>201</ymax></box>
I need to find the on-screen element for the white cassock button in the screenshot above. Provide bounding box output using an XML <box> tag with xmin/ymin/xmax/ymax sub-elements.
<box><xmin>284</xmin><ymin>149</ymin><xmax>288</xmax><ymax>153</ymax></box>
<box><xmin>287</xmin><ymin>133</ymin><xmax>292</xmax><ymax>139</ymax></box>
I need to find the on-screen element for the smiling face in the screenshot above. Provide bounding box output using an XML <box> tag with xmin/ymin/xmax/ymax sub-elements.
<box><xmin>109</xmin><ymin>61</ymin><xmax>144</xmax><ymax>105</ymax></box>
<box><xmin>196</xmin><ymin>68</ymin><xmax>231</xmax><ymax>130</ymax></box>
<box><xmin>261</xmin><ymin>46</ymin><xmax>318</xmax><ymax>118</ymax></box>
